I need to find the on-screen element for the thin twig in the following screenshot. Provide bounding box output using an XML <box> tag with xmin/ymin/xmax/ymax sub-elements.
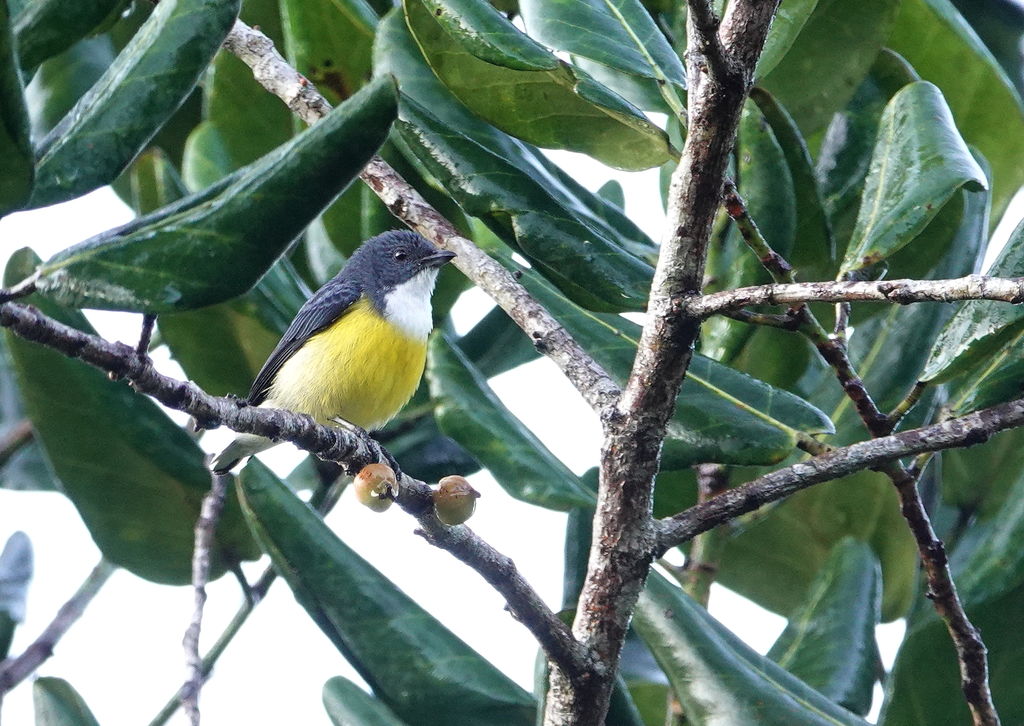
<box><xmin>0</xmin><ymin>559</ymin><xmax>116</xmax><ymax>696</ymax></box>
<box><xmin>688</xmin><ymin>275</ymin><xmax>1024</xmax><ymax>317</ymax></box>
<box><xmin>222</xmin><ymin>19</ymin><xmax>620</xmax><ymax>417</ymax></box>
<box><xmin>0</xmin><ymin>419</ymin><xmax>33</xmax><ymax>468</ymax></box>
<box><xmin>886</xmin><ymin>381</ymin><xmax>931</xmax><ymax>433</ymax></box>
<box><xmin>0</xmin><ymin>299</ymin><xmax>591</xmax><ymax>685</ymax></box>
<box><xmin>679</xmin><ymin>464</ymin><xmax>729</xmax><ymax>607</ymax></box>
<box><xmin>182</xmin><ymin>472</ymin><xmax>231</xmax><ymax>725</ymax></box>
<box><xmin>137</xmin><ymin>313</ymin><xmax>157</xmax><ymax>356</ymax></box>
<box><xmin>543</xmin><ymin>1</ymin><xmax>780</xmax><ymax>722</ymax></box>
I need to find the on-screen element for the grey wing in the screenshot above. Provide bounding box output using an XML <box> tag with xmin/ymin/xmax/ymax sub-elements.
<box><xmin>246</xmin><ymin>279</ymin><xmax>363</xmax><ymax>405</ymax></box>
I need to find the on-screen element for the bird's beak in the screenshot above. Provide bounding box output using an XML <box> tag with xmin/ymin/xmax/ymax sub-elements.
<box><xmin>421</xmin><ymin>249</ymin><xmax>456</xmax><ymax>269</ymax></box>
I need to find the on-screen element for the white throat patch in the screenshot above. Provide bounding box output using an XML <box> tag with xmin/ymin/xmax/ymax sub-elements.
<box><xmin>383</xmin><ymin>268</ymin><xmax>439</xmax><ymax>340</ymax></box>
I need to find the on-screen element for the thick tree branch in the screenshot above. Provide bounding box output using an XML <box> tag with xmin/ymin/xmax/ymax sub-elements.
<box><xmin>656</xmin><ymin>396</ymin><xmax>1024</xmax><ymax>551</ymax></box>
<box><xmin>689</xmin><ymin>275</ymin><xmax>1024</xmax><ymax>317</ymax></box>
<box><xmin>0</xmin><ymin>559</ymin><xmax>116</xmax><ymax>696</ymax></box>
<box><xmin>222</xmin><ymin>19</ymin><xmax>620</xmax><ymax>417</ymax></box>
<box><xmin>543</xmin><ymin>2</ymin><xmax>780</xmax><ymax>724</ymax></box>
<box><xmin>0</xmin><ymin>300</ymin><xmax>591</xmax><ymax>684</ymax></box>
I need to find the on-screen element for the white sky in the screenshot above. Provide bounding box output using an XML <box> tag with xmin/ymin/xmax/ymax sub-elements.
<box><xmin>0</xmin><ymin>156</ymin><xmax>914</xmax><ymax>725</ymax></box>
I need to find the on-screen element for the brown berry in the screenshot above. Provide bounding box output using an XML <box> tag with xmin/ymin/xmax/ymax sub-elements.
<box><xmin>353</xmin><ymin>463</ymin><xmax>397</xmax><ymax>513</ymax></box>
<box><xmin>432</xmin><ymin>475</ymin><xmax>480</xmax><ymax>526</ymax></box>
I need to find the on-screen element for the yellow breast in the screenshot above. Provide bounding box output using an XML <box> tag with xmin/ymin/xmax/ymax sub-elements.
<box><xmin>265</xmin><ymin>299</ymin><xmax>428</xmax><ymax>430</ymax></box>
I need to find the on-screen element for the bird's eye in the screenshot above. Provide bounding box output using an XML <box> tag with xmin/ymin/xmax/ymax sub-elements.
<box><xmin>393</xmin><ymin>250</ymin><xmax>407</xmax><ymax>261</ymax></box>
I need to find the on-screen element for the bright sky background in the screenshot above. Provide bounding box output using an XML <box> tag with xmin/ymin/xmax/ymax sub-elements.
<box><xmin>2</xmin><ymin>146</ymin><xmax>981</xmax><ymax>724</ymax></box>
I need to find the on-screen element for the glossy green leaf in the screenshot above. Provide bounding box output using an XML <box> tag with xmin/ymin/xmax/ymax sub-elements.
<box><xmin>881</xmin><ymin>472</ymin><xmax>1024</xmax><ymax>725</ymax></box>
<box><xmin>942</xmin><ymin>428</ymin><xmax>1024</xmax><ymax>516</ymax></box>
<box><xmin>0</xmin><ymin>326</ymin><xmax>57</xmax><ymax>491</ymax></box>
<box><xmin>32</xmin><ymin>76</ymin><xmax>397</xmax><ymax>313</ymax></box>
<box><xmin>815</xmin><ymin>49</ymin><xmax>920</xmax><ymax>248</ymax></box>
<box><xmin>754</xmin><ymin>0</ymin><xmax>818</xmax><ymax>78</ymax></box>
<box><xmin>4</xmin><ymin>249</ymin><xmax>258</xmax><ymax>583</ymax></box>
<box><xmin>281</xmin><ymin>0</ymin><xmax>379</xmax><ymax>105</ymax></box>
<box><xmin>0</xmin><ymin>530</ymin><xmax>31</xmax><ymax>658</ymax></box>
<box><xmin>767</xmin><ymin>539</ymin><xmax>881</xmax><ymax>715</ymax></box>
<box><xmin>159</xmin><ymin>260</ymin><xmax>310</xmax><ymax>396</ymax></box>
<box><xmin>13</xmin><ymin>0</ymin><xmax>125</xmax><ymax>71</ymax></box>
<box><xmin>33</xmin><ymin>677</ymin><xmax>100</xmax><ymax>726</ymax></box>
<box><xmin>378</xmin><ymin>8</ymin><xmax>659</xmax><ymax>312</ymax></box>
<box><xmin>760</xmin><ymin>0</ymin><xmax>900</xmax><ymax>134</ymax></box>
<box><xmin>324</xmin><ymin>677</ymin><xmax>411</xmax><ymax>726</ymax></box>
<box><xmin>29</xmin><ymin>0</ymin><xmax>242</xmax><ymax>207</ymax></box>
<box><xmin>634</xmin><ymin>572</ymin><xmax>869</xmax><ymax>726</ymax></box>
<box><xmin>922</xmin><ymin>217</ymin><xmax>1024</xmax><ymax>383</ymax></box>
<box><xmin>888</xmin><ymin>0</ymin><xmax>1024</xmax><ymax>220</ymax></box>
<box><xmin>427</xmin><ymin>335</ymin><xmax>593</xmax><ymax>509</ymax></box>
<box><xmin>512</xmin><ymin>261</ymin><xmax>834</xmax><ymax>466</ymax></box>
<box><xmin>518</xmin><ymin>0</ymin><xmax>686</xmax><ymax>92</ymax></box>
<box><xmin>0</xmin><ymin>0</ymin><xmax>33</xmax><ymax>218</ymax></box>
<box><xmin>118</xmin><ymin>148</ymin><xmax>189</xmax><ymax>217</ymax></box>
<box><xmin>749</xmin><ymin>88</ymin><xmax>834</xmax><ymax>278</ymax></box>
<box><xmin>456</xmin><ymin>305</ymin><xmax>539</xmax><ymax>378</ymax></box>
<box><xmin>236</xmin><ymin>459</ymin><xmax>535</xmax><ymax>726</ymax></box>
<box><xmin>840</xmin><ymin>82</ymin><xmax>987</xmax><ymax>274</ymax></box>
<box><xmin>717</xmin><ymin>469</ymin><xmax>916</xmax><ymax>622</ymax></box>
<box><xmin>23</xmin><ymin>35</ymin><xmax>117</xmax><ymax>139</ymax></box>
<box><xmin>403</xmin><ymin>0</ymin><xmax>674</xmax><ymax>170</ymax></box>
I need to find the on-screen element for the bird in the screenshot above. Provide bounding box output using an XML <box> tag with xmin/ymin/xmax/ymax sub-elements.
<box><xmin>210</xmin><ymin>229</ymin><xmax>456</xmax><ymax>474</ymax></box>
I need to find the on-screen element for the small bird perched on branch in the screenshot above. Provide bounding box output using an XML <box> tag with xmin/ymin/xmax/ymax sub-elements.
<box><xmin>210</xmin><ymin>230</ymin><xmax>455</xmax><ymax>473</ymax></box>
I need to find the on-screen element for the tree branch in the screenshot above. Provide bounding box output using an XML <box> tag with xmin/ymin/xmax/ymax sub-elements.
<box><xmin>222</xmin><ymin>19</ymin><xmax>620</xmax><ymax>417</ymax></box>
<box><xmin>656</xmin><ymin>395</ymin><xmax>1024</xmax><ymax>551</ymax></box>
<box><xmin>723</xmin><ymin>185</ymin><xmax>1000</xmax><ymax>725</ymax></box>
<box><xmin>689</xmin><ymin>275</ymin><xmax>1024</xmax><ymax>317</ymax></box>
<box><xmin>0</xmin><ymin>559</ymin><xmax>116</xmax><ymax>696</ymax></box>
<box><xmin>0</xmin><ymin>300</ymin><xmax>591</xmax><ymax>684</ymax></box>
<box><xmin>543</xmin><ymin>2</ymin><xmax>780</xmax><ymax>723</ymax></box>
<box><xmin>181</xmin><ymin>472</ymin><xmax>231</xmax><ymax>725</ymax></box>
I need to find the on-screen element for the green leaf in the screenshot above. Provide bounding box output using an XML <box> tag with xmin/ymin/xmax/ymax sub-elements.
<box><xmin>281</xmin><ymin>0</ymin><xmax>379</xmax><ymax>104</ymax></box>
<box><xmin>323</xmin><ymin>677</ymin><xmax>412</xmax><ymax>726</ymax></box>
<box><xmin>236</xmin><ymin>459</ymin><xmax>535</xmax><ymax>726</ymax></box>
<box><xmin>514</xmin><ymin>262</ymin><xmax>834</xmax><ymax>467</ymax></box>
<box><xmin>702</xmin><ymin>99</ymin><xmax>796</xmax><ymax>363</ymax></box>
<box><xmin>403</xmin><ymin>0</ymin><xmax>674</xmax><ymax>170</ymax></box>
<box><xmin>888</xmin><ymin>0</ymin><xmax>1024</xmax><ymax>220</ymax></box>
<box><xmin>0</xmin><ymin>530</ymin><xmax>31</xmax><ymax>658</ymax></box>
<box><xmin>921</xmin><ymin>217</ymin><xmax>1024</xmax><ymax>384</ymax></box>
<box><xmin>32</xmin><ymin>76</ymin><xmax>398</xmax><ymax>313</ymax></box>
<box><xmin>814</xmin><ymin>49</ymin><xmax>921</xmax><ymax>248</ymax></box>
<box><xmin>117</xmin><ymin>148</ymin><xmax>190</xmax><ymax>216</ymax></box>
<box><xmin>767</xmin><ymin>538</ymin><xmax>881</xmax><ymax>715</ymax></box>
<box><xmin>0</xmin><ymin>330</ymin><xmax>57</xmax><ymax>491</ymax></box>
<box><xmin>29</xmin><ymin>0</ymin><xmax>242</xmax><ymax>207</ymax></box>
<box><xmin>456</xmin><ymin>305</ymin><xmax>539</xmax><ymax>378</ymax></box>
<box><xmin>518</xmin><ymin>0</ymin><xmax>686</xmax><ymax>91</ymax></box>
<box><xmin>840</xmin><ymin>82</ymin><xmax>987</xmax><ymax>274</ymax></box>
<box><xmin>749</xmin><ymin>88</ymin><xmax>834</xmax><ymax>278</ymax></box>
<box><xmin>427</xmin><ymin>335</ymin><xmax>594</xmax><ymax>509</ymax></box>
<box><xmin>23</xmin><ymin>35</ymin><xmax>117</xmax><ymax>139</ymax></box>
<box><xmin>716</xmin><ymin>469</ymin><xmax>917</xmax><ymax>622</ymax></box>
<box><xmin>4</xmin><ymin>249</ymin><xmax>259</xmax><ymax>583</ymax></box>
<box><xmin>880</xmin><ymin>471</ymin><xmax>1024</xmax><ymax>725</ymax></box>
<box><xmin>754</xmin><ymin>0</ymin><xmax>818</xmax><ymax>78</ymax></box>
<box><xmin>13</xmin><ymin>0</ymin><xmax>126</xmax><ymax>71</ymax></box>
<box><xmin>376</xmin><ymin>409</ymin><xmax>480</xmax><ymax>482</ymax></box>
<box><xmin>0</xmin><ymin>0</ymin><xmax>33</xmax><ymax>218</ymax></box>
<box><xmin>942</xmin><ymin>428</ymin><xmax>1024</xmax><ymax>516</ymax></box>
<box><xmin>760</xmin><ymin>0</ymin><xmax>900</xmax><ymax>134</ymax></box>
<box><xmin>634</xmin><ymin>572</ymin><xmax>870</xmax><ymax>726</ymax></box>
<box><xmin>159</xmin><ymin>260</ymin><xmax>310</xmax><ymax>396</ymax></box>
<box><xmin>33</xmin><ymin>677</ymin><xmax>100</xmax><ymax>726</ymax></box>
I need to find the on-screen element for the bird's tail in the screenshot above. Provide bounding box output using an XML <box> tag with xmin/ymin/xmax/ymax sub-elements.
<box><xmin>210</xmin><ymin>433</ymin><xmax>274</xmax><ymax>474</ymax></box>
